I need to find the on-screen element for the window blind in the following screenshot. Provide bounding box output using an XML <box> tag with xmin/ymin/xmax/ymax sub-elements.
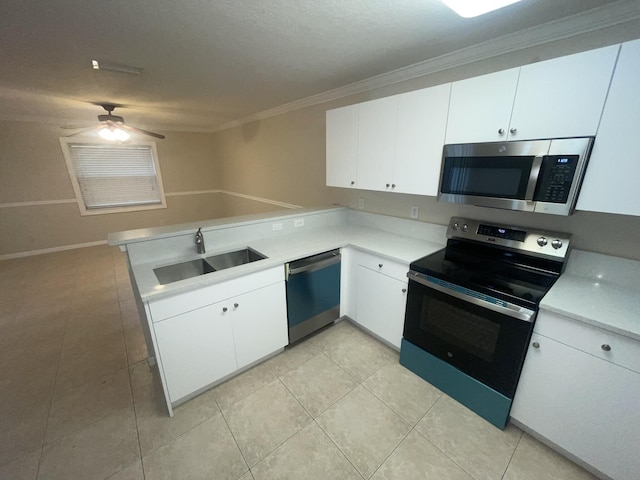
<box><xmin>68</xmin><ymin>143</ymin><xmax>162</xmax><ymax>209</ymax></box>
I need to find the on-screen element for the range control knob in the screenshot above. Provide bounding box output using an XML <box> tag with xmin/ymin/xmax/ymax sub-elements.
<box><xmin>537</xmin><ymin>236</ymin><xmax>548</xmax><ymax>247</ymax></box>
<box><xmin>551</xmin><ymin>239</ymin><xmax>563</xmax><ymax>250</ymax></box>
<box><xmin>461</xmin><ymin>224</ymin><xmax>469</xmax><ymax>232</ymax></box>
<box><xmin>452</xmin><ymin>222</ymin><xmax>460</xmax><ymax>230</ymax></box>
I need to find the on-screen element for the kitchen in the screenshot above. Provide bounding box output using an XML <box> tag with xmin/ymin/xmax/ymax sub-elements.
<box><xmin>1</xmin><ymin>1</ymin><xmax>640</xmax><ymax>479</ymax></box>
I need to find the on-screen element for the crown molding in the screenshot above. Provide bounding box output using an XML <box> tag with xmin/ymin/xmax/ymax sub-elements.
<box><xmin>214</xmin><ymin>0</ymin><xmax>640</xmax><ymax>133</ymax></box>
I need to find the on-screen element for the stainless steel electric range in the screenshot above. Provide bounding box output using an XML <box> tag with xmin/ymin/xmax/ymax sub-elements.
<box><xmin>400</xmin><ymin>217</ymin><xmax>571</xmax><ymax>428</ymax></box>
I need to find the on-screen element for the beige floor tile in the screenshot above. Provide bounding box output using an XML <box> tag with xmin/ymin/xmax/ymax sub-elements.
<box><xmin>316</xmin><ymin>385</ymin><xmax>411</xmax><ymax>479</ymax></box>
<box><xmin>105</xmin><ymin>459</ymin><xmax>144</xmax><ymax>480</ymax></box>
<box><xmin>135</xmin><ymin>387</ymin><xmax>220</xmax><ymax>455</ymax></box>
<box><xmin>129</xmin><ymin>361</ymin><xmax>163</xmax><ymax>404</ymax></box>
<box><xmin>45</xmin><ymin>367</ymin><xmax>132</xmax><ymax>444</ymax></box>
<box><xmin>213</xmin><ymin>362</ymin><xmax>278</xmax><ymax>411</ymax></box>
<box><xmin>321</xmin><ymin>326</ymin><xmax>399</xmax><ymax>382</ymax></box>
<box><xmin>0</xmin><ymin>449</ymin><xmax>40</xmax><ymax>480</ymax></box>
<box><xmin>363</xmin><ymin>362</ymin><xmax>442</xmax><ymax>425</ymax></box>
<box><xmin>54</xmin><ymin>336</ymin><xmax>128</xmax><ymax>393</ymax></box>
<box><xmin>416</xmin><ymin>395</ymin><xmax>522</xmax><ymax>480</ymax></box>
<box><xmin>371</xmin><ymin>430</ymin><xmax>473</xmax><ymax>480</ymax></box>
<box><xmin>223</xmin><ymin>380</ymin><xmax>312</xmax><ymax>467</ymax></box>
<box><xmin>0</xmin><ymin>362</ymin><xmax>57</xmax><ymax>414</ymax></box>
<box><xmin>503</xmin><ymin>433</ymin><xmax>598</xmax><ymax>480</ymax></box>
<box><xmin>60</xmin><ymin>321</ymin><xmax>124</xmax><ymax>360</ymax></box>
<box><xmin>122</xmin><ymin>321</ymin><xmax>148</xmax><ymax>365</ymax></box>
<box><xmin>37</xmin><ymin>407</ymin><xmax>139</xmax><ymax>480</ymax></box>
<box><xmin>0</xmin><ymin>401</ymin><xmax>49</xmax><ymax>466</ymax></box>
<box><xmin>280</xmin><ymin>352</ymin><xmax>358</xmax><ymax>417</ymax></box>
<box><xmin>143</xmin><ymin>414</ymin><xmax>248</xmax><ymax>480</ymax></box>
<box><xmin>252</xmin><ymin>422</ymin><xmax>362</xmax><ymax>480</ymax></box>
<box><xmin>238</xmin><ymin>472</ymin><xmax>255</xmax><ymax>480</ymax></box>
<box><xmin>265</xmin><ymin>339</ymin><xmax>322</xmax><ymax>377</ymax></box>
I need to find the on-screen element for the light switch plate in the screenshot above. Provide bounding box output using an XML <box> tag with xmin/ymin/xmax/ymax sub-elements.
<box><xmin>272</xmin><ymin>223</ymin><xmax>283</xmax><ymax>231</ymax></box>
<box><xmin>294</xmin><ymin>219</ymin><xmax>304</xmax><ymax>227</ymax></box>
<box><xmin>410</xmin><ymin>206</ymin><xmax>419</xmax><ymax>219</ymax></box>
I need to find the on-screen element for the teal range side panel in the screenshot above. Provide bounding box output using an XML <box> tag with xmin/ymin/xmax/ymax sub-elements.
<box><xmin>286</xmin><ymin>262</ymin><xmax>340</xmax><ymax>328</ymax></box>
<box><xmin>399</xmin><ymin>338</ymin><xmax>512</xmax><ymax>429</ymax></box>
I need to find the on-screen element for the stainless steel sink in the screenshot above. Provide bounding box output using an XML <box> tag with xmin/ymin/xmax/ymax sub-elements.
<box><xmin>205</xmin><ymin>247</ymin><xmax>266</xmax><ymax>271</ymax></box>
<box><xmin>153</xmin><ymin>247</ymin><xmax>267</xmax><ymax>285</ymax></box>
<box><xmin>154</xmin><ymin>259</ymin><xmax>216</xmax><ymax>285</ymax></box>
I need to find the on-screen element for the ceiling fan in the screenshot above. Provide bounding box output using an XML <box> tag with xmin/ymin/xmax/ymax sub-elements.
<box><xmin>62</xmin><ymin>104</ymin><xmax>165</xmax><ymax>140</ymax></box>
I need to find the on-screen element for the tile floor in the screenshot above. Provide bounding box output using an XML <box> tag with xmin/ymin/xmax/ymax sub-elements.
<box><xmin>0</xmin><ymin>245</ymin><xmax>599</xmax><ymax>480</ymax></box>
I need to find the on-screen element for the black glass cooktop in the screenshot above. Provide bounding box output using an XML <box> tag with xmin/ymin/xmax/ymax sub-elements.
<box><xmin>410</xmin><ymin>240</ymin><xmax>561</xmax><ymax>310</ymax></box>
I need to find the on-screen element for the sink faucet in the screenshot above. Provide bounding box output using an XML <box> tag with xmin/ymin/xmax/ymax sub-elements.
<box><xmin>195</xmin><ymin>228</ymin><xmax>205</xmax><ymax>254</ymax></box>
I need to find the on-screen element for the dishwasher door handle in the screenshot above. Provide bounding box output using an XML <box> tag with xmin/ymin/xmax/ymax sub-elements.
<box><xmin>287</xmin><ymin>255</ymin><xmax>341</xmax><ymax>277</ymax></box>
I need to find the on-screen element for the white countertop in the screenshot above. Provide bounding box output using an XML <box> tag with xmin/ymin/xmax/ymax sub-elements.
<box><xmin>540</xmin><ymin>250</ymin><xmax>640</xmax><ymax>341</ymax></box>
<box><xmin>130</xmin><ymin>222</ymin><xmax>445</xmax><ymax>301</ymax></box>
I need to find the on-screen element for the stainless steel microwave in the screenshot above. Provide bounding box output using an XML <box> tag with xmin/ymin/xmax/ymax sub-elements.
<box><xmin>437</xmin><ymin>137</ymin><xmax>594</xmax><ymax>216</ymax></box>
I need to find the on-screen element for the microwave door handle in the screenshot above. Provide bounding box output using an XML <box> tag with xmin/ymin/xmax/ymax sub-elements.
<box><xmin>524</xmin><ymin>155</ymin><xmax>544</xmax><ymax>201</ymax></box>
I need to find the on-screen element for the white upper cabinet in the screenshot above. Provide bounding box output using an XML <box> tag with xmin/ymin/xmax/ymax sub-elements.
<box><xmin>326</xmin><ymin>83</ymin><xmax>451</xmax><ymax>196</ymax></box>
<box><xmin>446</xmin><ymin>45</ymin><xmax>619</xmax><ymax>144</ymax></box>
<box><xmin>577</xmin><ymin>39</ymin><xmax>640</xmax><ymax>216</ymax></box>
<box><xmin>393</xmin><ymin>84</ymin><xmax>451</xmax><ymax>195</ymax></box>
<box><xmin>445</xmin><ymin>68</ymin><xmax>520</xmax><ymax>144</ymax></box>
<box><xmin>326</xmin><ymin>104</ymin><xmax>359</xmax><ymax>188</ymax></box>
<box><xmin>356</xmin><ymin>96</ymin><xmax>398</xmax><ymax>191</ymax></box>
<box><xmin>509</xmin><ymin>45</ymin><xmax>619</xmax><ymax>140</ymax></box>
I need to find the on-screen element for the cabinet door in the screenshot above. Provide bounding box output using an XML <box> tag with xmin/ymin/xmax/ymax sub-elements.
<box><xmin>393</xmin><ymin>84</ymin><xmax>451</xmax><ymax>195</ymax></box>
<box><xmin>154</xmin><ymin>303</ymin><xmax>237</xmax><ymax>403</ymax></box>
<box><xmin>355</xmin><ymin>266</ymin><xmax>407</xmax><ymax>350</ymax></box>
<box><xmin>577</xmin><ymin>39</ymin><xmax>640</xmax><ymax>216</ymax></box>
<box><xmin>511</xmin><ymin>333</ymin><xmax>640</xmax><ymax>480</ymax></box>
<box><xmin>326</xmin><ymin>104</ymin><xmax>359</xmax><ymax>188</ymax></box>
<box><xmin>356</xmin><ymin>96</ymin><xmax>398</xmax><ymax>192</ymax></box>
<box><xmin>509</xmin><ymin>45</ymin><xmax>618</xmax><ymax>140</ymax></box>
<box><xmin>445</xmin><ymin>68</ymin><xmax>519</xmax><ymax>144</ymax></box>
<box><xmin>231</xmin><ymin>282</ymin><xmax>288</xmax><ymax>369</ymax></box>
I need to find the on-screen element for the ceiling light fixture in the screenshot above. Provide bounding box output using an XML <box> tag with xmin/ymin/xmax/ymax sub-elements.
<box><xmin>441</xmin><ymin>0</ymin><xmax>522</xmax><ymax>18</ymax></box>
<box><xmin>91</xmin><ymin>59</ymin><xmax>143</xmax><ymax>75</ymax></box>
<box><xmin>98</xmin><ymin>126</ymin><xmax>130</xmax><ymax>142</ymax></box>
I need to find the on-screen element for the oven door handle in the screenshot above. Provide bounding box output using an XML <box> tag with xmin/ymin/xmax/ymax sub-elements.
<box><xmin>407</xmin><ymin>271</ymin><xmax>536</xmax><ymax>322</ymax></box>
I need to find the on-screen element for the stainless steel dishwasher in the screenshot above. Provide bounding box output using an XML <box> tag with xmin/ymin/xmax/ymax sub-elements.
<box><xmin>285</xmin><ymin>249</ymin><xmax>341</xmax><ymax>344</ymax></box>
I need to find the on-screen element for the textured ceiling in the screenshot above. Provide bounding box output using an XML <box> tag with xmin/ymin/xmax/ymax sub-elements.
<box><xmin>0</xmin><ymin>0</ymin><xmax>631</xmax><ymax>133</ymax></box>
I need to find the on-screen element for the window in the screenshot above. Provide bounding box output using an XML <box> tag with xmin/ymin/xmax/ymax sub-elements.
<box><xmin>60</xmin><ymin>139</ymin><xmax>167</xmax><ymax>215</ymax></box>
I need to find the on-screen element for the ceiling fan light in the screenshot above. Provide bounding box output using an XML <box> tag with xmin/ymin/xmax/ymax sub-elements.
<box><xmin>98</xmin><ymin>126</ymin><xmax>130</xmax><ymax>142</ymax></box>
<box><xmin>441</xmin><ymin>0</ymin><xmax>522</xmax><ymax>18</ymax></box>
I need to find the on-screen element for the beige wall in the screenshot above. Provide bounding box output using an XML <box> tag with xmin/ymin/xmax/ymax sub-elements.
<box><xmin>0</xmin><ymin>122</ymin><xmax>223</xmax><ymax>256</ymax></box>
<box><xmin>212</xmin><ymin>23</ymin><xmax>640</xmax><ymax>260</ymax></box>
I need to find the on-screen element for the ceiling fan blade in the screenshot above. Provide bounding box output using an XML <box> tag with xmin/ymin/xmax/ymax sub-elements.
<box><xmin>64</xmin><ymin>126</ymin><xmax>99</xmax><ymax>137</ymax></box>
<box><xmin>120</xmin><ymin>124</ymin><xmax>165</xmax><ymax>139</ymax></box>
<box><xmin>61</xmin><ymin>124</ymin><xmax>96</xmax><ymax>129</ymax></box>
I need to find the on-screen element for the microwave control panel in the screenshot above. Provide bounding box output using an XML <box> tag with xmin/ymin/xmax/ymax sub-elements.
<box><xmin>533</xmin><ymin>155</ymin><xmax>579</xmax><ymax>203</ymax></box>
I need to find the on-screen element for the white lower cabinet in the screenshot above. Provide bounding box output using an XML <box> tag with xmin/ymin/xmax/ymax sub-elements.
<box><xmin>150</xmin><ymin>267</ymin><xmax>288</xmax><ymax>408</ymax></box>
<box><xmin>511</xmin><ymin>311</ymin><xmax>640</xmax><ymax>480</ymax></box>
<box><xmin>351</xmin><ymin>250</ymin><xmax>408</xmax><ymax>350</ymax></box>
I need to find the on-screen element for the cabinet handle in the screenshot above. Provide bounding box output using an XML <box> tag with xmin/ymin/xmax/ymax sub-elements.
<box><xmin>350</xmin><ymin>181</ymin><xmax>355</xmax><ymax>185</ymax></box>
<box><xmin>378</xmin><ymin>263</ymin><xmax>383</xmax><ymax>268</ymax></box>
<box><xmin>386</xmin><ymin>183</ymin><xmax>390</xmax><ymax>188</ymax></box>
<box><xmin>532</xmin><ymin>341</ymin><xmax>540</xmax><ymax>349</ymax></box>
<box><xmin>391</xmin><ymin>184</ymin><xmax>396</xmax><ymax>188</ymax></box>
<box><xmin>601</xmin><ymin>344</ymin><xmax>611</xmax><ymax>352</ymax></box>
<box><xmin>234</xmin><ymin>303</ymin><xmax>239</xmax><ymax>308</ymax></box>
<box><xmin>402</xmin><ymin>288</ymin><xmax>407</xmax><ymax>293</ymax></box>
<box><xmin>498</xmin><ymin>128</ymin><xmax>505</xmax><ymax>135</ymax></box>
<box><xmin>510</xmin><ymin>127</ymin><xmax>517</xmax><ymax>134</ymax></box>
<box><xmin>222</xmin><ymin>307</ymin><xmax>228</xmax><ymax>313</ymax></box>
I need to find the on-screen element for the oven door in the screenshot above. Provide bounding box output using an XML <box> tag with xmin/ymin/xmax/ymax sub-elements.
<box><xmin>403</xmin><ymin>272</ymin><xmax>536</xmax><ymax>398</ymax></box>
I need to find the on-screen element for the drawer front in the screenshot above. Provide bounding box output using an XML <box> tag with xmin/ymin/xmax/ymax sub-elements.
<box><xmin>535</xmin><ymin>310</ymin><xmax>640</xmax><ymax>374</ymax></box>
<box><xmin>353</xmin><ymin>249</ymin><xmax>409</xmax><ymax>283</ymax></box>
<box><xmin>149</xmin><ymin>266</ymin><xmax>284</xmax><ymax>322</ymax></box>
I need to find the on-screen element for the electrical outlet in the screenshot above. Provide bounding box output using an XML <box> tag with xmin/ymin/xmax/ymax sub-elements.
<box><xmin>358</xmin><ymin>198</ymin><xmax>365</xmax><ymax>210</ymax></box>
<box><xmin>410</xmin><ymin>205</ymin><xmax>419</xmax><ymax>219</ymax></box>
<box><xmin>294</xmin><ymin>219</ymin><xmax>304</xmax><ymax>227</ymax></box>
<box><xmin>272</xmin><ymin>223</ymin><xmax>283</xmax><ymax>231</ymax></box>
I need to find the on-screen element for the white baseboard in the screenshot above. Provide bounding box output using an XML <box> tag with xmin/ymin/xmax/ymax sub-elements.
<box><xmin>0</xmin><ymin>240</ymin><xmax>108</xmax><ymax>261</ymax></box>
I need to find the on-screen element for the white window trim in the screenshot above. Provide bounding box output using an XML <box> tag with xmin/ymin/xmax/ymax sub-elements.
<box><xmin>59</xmin><ymin>137</ymin><xmax>167</xmax><ymax>216</ymax></box>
